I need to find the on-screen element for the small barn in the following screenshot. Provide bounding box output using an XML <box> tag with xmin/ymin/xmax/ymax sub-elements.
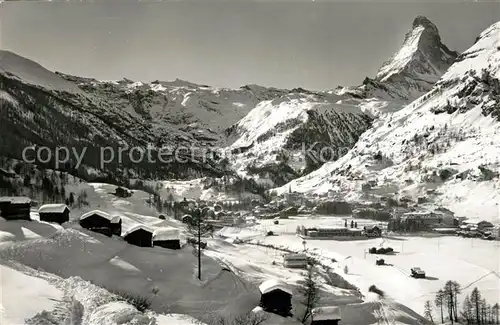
<box><xmin>364</xmin><ymin>225</ymin><xmax>381</xmax><ymax>237</ymax></box>
<box><xmin>38</xmin><ymin>204</ymin><xmax>70</xmax><ymax>224</ymax></box>
<box><xmin>283</xmin><ymin>253</ymin><xmax>308</xmax><ymax>268</ymax></box>
<box><xmin>153</xmin><ymin>227</ymin><xmax>181</xmax><ymax>249</ymax></box>
<box><xmin>258</xmin><ymin>279</ymin><xmax>293</xmax><ymax>317</ymax></box>
<box><xmin>311</xmin><ymin>306</ymin><xmax>341</xmax><ymax>325</ymax></box>
<box><xmin>0</xmin><ymin>197</ymin><xmax>31</xmax><ymax>221</ymax></box>
<box><xmin>79</xmin><ymin>210</ymin><xmax>121</xmax><ymax>237</ymax></box>
<box><xmin>123</xmin><ymin>225</ymin><xmax>154</xmax><ymax>247</ymax></box>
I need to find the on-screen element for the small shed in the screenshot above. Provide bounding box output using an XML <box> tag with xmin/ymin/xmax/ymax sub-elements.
<box><xmin>258</xmin><ymin>279</ymin><xmax>293</xmax><ymax>317</ymax></box>
<box><xmin>123</xmin><ymin>224</ymin><xmax>154</xmax><ymax>247</ymax></box>
<box><xmin>364</xmin><ymin>225</ymin><xmax>381</xmax><ymax>237</ymax></box>
<box><xmin>311</xmin><ymin>306</ymin><xmax>341</xmax><ymax>325</ymax></box>
<box><xmin>153</xmin><ymin>227</ymin><xmax>181</xmax><ymax>249</ymax></box>
<box><xmin>79</xmin><ymin>210</ymin><xmax>121</xmax><ymax>237</ymax></box>
<box><xmin>38</xmin><ymin>204</ymin><xmax>70</xmax><ymax>224</ymax></box>
<box><xmin>0</xmin><ymin>197</ymin><xmax>31</xmax><ymax>221</ymax></box>
<box><xmin>283</xmin><ymin>253</ymin><xmax>308</xmax><ymax>268</ymax></box>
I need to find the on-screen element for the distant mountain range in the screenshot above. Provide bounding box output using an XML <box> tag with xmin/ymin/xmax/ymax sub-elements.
<box><xmin>3</xmin><ymin>16</ymin><xmax>498</xmax><ymax>214</ymax></box>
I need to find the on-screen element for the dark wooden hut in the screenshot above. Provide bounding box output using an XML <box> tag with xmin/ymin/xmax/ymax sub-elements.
<box><xmin>38</xmin><ymin>204</ymin><xmax>70</xmax><ymax>224</ymax></box>
<box><xmin>0</xmin><ymin>197</ymin><xmax>31</xmax><ymax>221</ymax></box>
<box><xmin>123</xmin><ymin>225</ymin><xmax>153</xmax><ymax>247</ymax></box>
<box><xmin>258</xmin><ymin>279</ymin><xmax>293</xmax><ymax>317</ymax></box>
<box><xmin>79</xmin><ymin>210</ymin><xmax>121</xmax><ymax>237</ymax></box>
<box><xmin>153</xmin><ymin>227</ymin><xmax>181</xmax><ymax>249</ymax></box>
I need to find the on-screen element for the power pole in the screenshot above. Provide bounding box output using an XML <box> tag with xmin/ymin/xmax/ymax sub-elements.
<box><xmin>198</xmin><ymin>213</ymin><xmax>201</xmax><ymax>280</ymax></box>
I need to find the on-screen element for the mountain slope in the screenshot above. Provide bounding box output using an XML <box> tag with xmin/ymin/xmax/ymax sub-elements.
<box><xmin>359</xmin><ymin>16</ymin><xmax>459</xmax><ymax>101</ymax></box>
<box><xmin>0</xmin><ymin>51</ymin><xmax>290</xmax><ymax>181</ymax></box>
<box><xmin>274</xmin><ymin>21</ymin><xmax>500</xmax><ymax>223</ymax></box>
<box><xmin>225</xmin><ymin>92</ymin><xmax>373</xmax><ymax>187</ymax></box>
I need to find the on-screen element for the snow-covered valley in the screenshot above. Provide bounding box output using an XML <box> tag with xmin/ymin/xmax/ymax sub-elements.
<box><xmin>1</xmin><ymin>11</ymin><xmax>500</xmax><ymax>325</ymax></box>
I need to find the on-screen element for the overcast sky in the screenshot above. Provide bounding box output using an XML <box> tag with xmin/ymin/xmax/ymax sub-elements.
<box><xmin>1</xmin><ymin>1</ymin><xmax>498</xmax><ymax>90</ymax></box>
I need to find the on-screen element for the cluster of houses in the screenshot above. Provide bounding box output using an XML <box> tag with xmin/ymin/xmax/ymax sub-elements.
<box><xmin>257</xmin><ymin>279</ymin><xmax>342</xmax><ymax>324</ymax></box>
<box><xmin>176</xmin><ymin>198</ymin><xmax>250</xmax><ymax>229</ymax></box>
<box><xmin>79</xmin><ymin>210</ymin><xmax>182</xmax><ymax>249</ymax></box>
<box><xmin>0</xmin><ymin>197</ymin><xmax>70</xmax><ymax>224</ymax></box>
<box><xmin>0</xmin><ymin>196</ymin><xmax>182</xmax><ymax>250</ymax></box>
<box><xmin>295</xmin><ymin>224</ymin><xmax>381</xmax><ymax>240</ymax></box>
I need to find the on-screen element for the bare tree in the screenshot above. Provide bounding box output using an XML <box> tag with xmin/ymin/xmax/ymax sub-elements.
<box><xmin>435</xmin><ymin>289</ymin><xmax>445</xmax><ymax>324</ymax></box>
<box><xmin>492</xmin><ymin>303</ymin><xmax>499</xmax><ymax>325</ymax></box>
<box><xmin>451</xmin><ymin>281</ymin><xmax>461</xmax><ymax>321</ymax></box>
<box><xmin>443</xmin><ymin>281</ymin><xmax>460</xmax><ymax>323</ymax></box>
<box><xmin>470</xmin><ymin>287</ymin><xmax>482</xmax><ymax>325</ymax></box>
<box><xmin>297</xmin><ymin>264</ymin><xmax>321</xmax><ymax>323</ymax></box>
<box><xmin>424</xmin><ymin>300</ymin><xmax>434</xmax><ymax>323</ymax></box>
<box><xmin>443</xmin><ymin>282</ymin><xmax>454</xmax><ymax>324</ymax></box>
<box><xmin>461</xmin><ymin>295</ymin><xmax>474</xmax><ymax>325</ymax></box>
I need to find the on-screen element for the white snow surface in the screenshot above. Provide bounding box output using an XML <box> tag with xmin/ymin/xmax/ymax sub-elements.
<box><xmin>80</xmin><ymin>210</ymin><xmax>121</xmax><ymax>224</ymax></box>
<box><xmin>376</xmin><ymin>26</ymin><xmax>426</xmax><ymax>82</ymax></box>
<box><xmin>0</xmin><ymin>264</ymin><xmax>63</xmax><ymax>325</ymax></box>
<box><xmin>312</xmin><ymin>306</ymin><xmax>341</xmax><ymax>321</ymax></box>
<box><xmin>153</xmin><ymin>227</ymin><xmax>181</xmax><ymax>241</ymax></box>
<box><xmin>0</xmin><ymin>50</ymin><xmax>83</xmax><ymax>93</ymax></box>
<box><xmin>258</xmin><ymin>279</ymin><xmax>293</xmax><ymax>295</ymax></box>
<box><xmin>122</xmin><ymin>224</ymin><xmax>154</xmax><ymax>237</ymax></box>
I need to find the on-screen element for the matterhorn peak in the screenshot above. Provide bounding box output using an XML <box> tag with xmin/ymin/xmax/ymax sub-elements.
<box><xmin>412</xmin><ymin>15</ymin><xmax>437</xmax><ymax>31</ymax></box>
<box><xmin>375</xmin><ymin>16</ymin><xmax>458</xmax><ymax>84</ymax></box>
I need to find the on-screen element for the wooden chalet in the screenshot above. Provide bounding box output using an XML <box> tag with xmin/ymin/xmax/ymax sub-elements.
<box><xmin>123</xmin><ymin>225</ymin><xmax>154</xmax><ymax>247</ymax></box>
<box><xmin>153</xmin><ymin>227</ymin><xmax>181</xmax><ymax>249</ymax></box>
<box><xmin>258</xmin><ymin>279</ymin><xmax>293</xmax><ymax>317</ymax></box>
<box><xmin>283</xmin><ymin>253</ymin><xmax>308</xmax><ymax>268</ymax></box>
<box><xmin>38</xmin><ymin>204</ymin><xmax>70</xmax><ymax>224</ymax></box>
<box><xmin>0</xmin><ymin>197</ymin><xmax>31</xmax><ymax>221</ymax></box>
<box><xmin>79</xmin><ymin>210</ymin><xmax>121</xmax><ymax>237</ymax></box>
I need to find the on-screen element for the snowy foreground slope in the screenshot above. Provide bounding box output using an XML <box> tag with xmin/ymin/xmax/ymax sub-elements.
<box><xmin>0</xmin><ymin>260</ymin><xmax>207</xmax><ymax>325</ymax></box>
<box><xmin>274</xmin><ymin>21</ymin><xmax>500</xmax><ymax>223</ymax></box>
<box><xmin>0</xmin><ymin>181</ymin><xmax>433</xmax><ymax>325</ymax></box>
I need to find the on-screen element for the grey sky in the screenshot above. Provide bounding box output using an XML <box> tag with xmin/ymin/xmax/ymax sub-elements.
<box><xmin>1</xmin><ymin>1</ymin><xmax>498</xmax><ymax>90</ymax></box>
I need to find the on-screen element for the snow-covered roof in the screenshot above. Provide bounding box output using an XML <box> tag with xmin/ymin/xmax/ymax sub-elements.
<box><xmin>258</xmin><ymin>279</ymin><xmax>292</xmax><ymax>295</ymax></box>
<box><xmin>283</xmin><ymin>253</ymin><xmax>307</xmax><ymax>261</ymax></box>
<box><xmin>123</xmin><ymin>224</ymin><xmax>154</xmax><ymax>237</ymax></box>
<box><xmin>0</xmin><ymin>196</ymin><xmax>32</xmax><ymax>204</ymax></box>
<box><xmin>153</xmin><ymin>227</ymin><xmax>180</xmax><ymax>241</ymax></box>
<box><xmin>38</xmin><ymin>204</ymin><xmax>69</xmax><ymax>214</ymax></box>
<box><xmin>80</xmin><ymin>210</ymin><xmax>121</xmax><ymax>223</ymax></box>
<box><xmin>312</xmin><ymin>306</ymin><xmax>341</xmax><ymax>321</ymax></box>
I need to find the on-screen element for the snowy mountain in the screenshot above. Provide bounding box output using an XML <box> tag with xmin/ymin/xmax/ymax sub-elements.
<box><xmin>358</xmin><ymin>16</ymin><xmax>459</xmax><ymax>102</ymax></box>
<box><xmin>0</xmin><ymin>16</ymin><xmax>461</xmax><ymax>188</ymax></box>
<box><xmin>225</xmin><ymin>92</ymin><xmax>372</xmax><ymax>187</ymax></box>
<box><xmin>274</xmin><ymin>21</ymin><xmax>500</xmax><ymax>224</ymax></box>
<box><xmin>0</xmin><ymin>51</ymin><xmax>294</xmax><ymax>181</ymax></box>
